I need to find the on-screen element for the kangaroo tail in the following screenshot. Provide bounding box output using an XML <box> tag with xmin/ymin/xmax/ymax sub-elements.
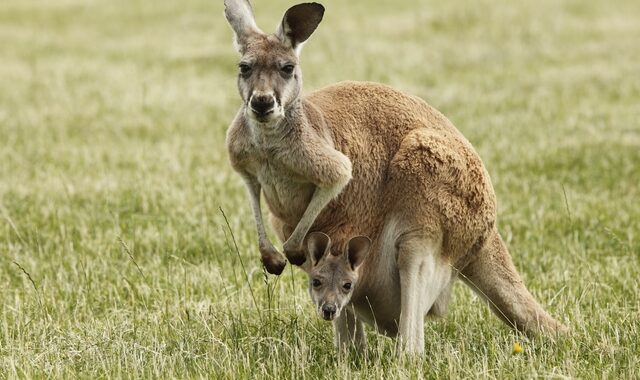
<box><xmin>460</xmin><ymin>227</ymin><xmax>568</xmax><ymax>335</ymax></box>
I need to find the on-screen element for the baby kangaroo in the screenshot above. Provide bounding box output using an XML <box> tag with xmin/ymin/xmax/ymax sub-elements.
<box><xmin>305</xmin><ymin>232</ymin><xmax>372</xmax><ymax>352</ymax></box>
<box><xmin>223</xmin><ymin>0</ymin><xmax>567</xmax><ymax>354</ymax></box>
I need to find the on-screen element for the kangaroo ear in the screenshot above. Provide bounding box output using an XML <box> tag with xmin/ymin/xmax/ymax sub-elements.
<box><xmin>224</xmin><ymin>0</ymin><xmax>261</xmax><ymax>52</ymax></box>
<box><xmin>305</xmin><ymin>232</ymin><xmax>331</xmax><ymax>266</ymax></box>
<box><xmin>276</xmin><ymin>3</ymin><xmax>324</xmax><ymax>53</ymax></box>
<box><xmin>346</xmin><ymin>236</ymin><xmax>371</xmax><ymax>270</ymax></box>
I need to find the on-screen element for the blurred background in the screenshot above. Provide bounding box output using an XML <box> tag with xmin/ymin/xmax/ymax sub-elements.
<box><xmin>1</xmin><ymin>0</ymin><xmax>639</xmax><ymax>377</ymax></box>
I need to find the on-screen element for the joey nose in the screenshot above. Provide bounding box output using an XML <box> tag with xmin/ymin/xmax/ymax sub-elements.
<box><xmin>250</xmin><ymin>95</ymin><xmax>275</xmax><ymax>116</ymax></box>
<box><xmin>321</xmin><ymin>304</ymin><xmax>337</xmax><ymax>320</ymax></box>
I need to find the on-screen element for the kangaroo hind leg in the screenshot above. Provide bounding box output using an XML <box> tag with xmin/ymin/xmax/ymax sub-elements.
<box><xmin>396</xmin><ymin>236</ymin><xmax>453</xmax><ymax>355</ymax></box>
<box><xmin>333</xmin><ymin>307</ymin><xmax>366</xmax><ymax>354</ymax></box>
<box><xmin>427</xmin><ymin>276</ymin><xmax>454</xmax><ymax>318</ymax></box>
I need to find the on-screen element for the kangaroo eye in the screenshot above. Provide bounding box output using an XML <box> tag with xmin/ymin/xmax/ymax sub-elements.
<box><xmin>280</xmin><ymin>64</ymin><xmax>295</xmax><ymax>75</ymax></box>
<box><xmin>343</xmin><ymin>282</ymin><xmax>352</xmax><ymax>291</ymax></box>
<box><xmin>238</xmin><ymin>63</ymin><xmax>252</xmax><ymax>76</ymax></box>
<box><xmin>312</xmin><ymin>279</ymin><xmax>322</xmax><ymax>288</ymax></box>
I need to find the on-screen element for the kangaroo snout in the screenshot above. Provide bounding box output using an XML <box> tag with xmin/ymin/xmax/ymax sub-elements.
<box><xmin>249</xmin><ymin>93</ymin><xmax>275</xmax><ymax>118</ymax></box>
<box><xmin>321</xmin><ymin>303</ymin><xmax>337</xmax><ymax>321</ymax></box>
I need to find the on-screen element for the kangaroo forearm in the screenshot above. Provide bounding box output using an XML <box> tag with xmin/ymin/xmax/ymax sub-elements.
<box><xmin>241</xmin><ymin>175</ymin><xmax>272</xmax><ymax>248</ymax></box>
<box><xmin>288</xmin><ymin>181</ymin><xmax>345</xmax><ymax>245</ymax></box>
<box><xmin>284</xmin><ymin>145</ymin><xmax>353</xmax><ymax>188</ymax></box>
<box><xmin>309</xmin><ymin>153</ymin><xmax>352</xmax><ymax>188</ymax></box>
<box><xmin>240</xmin><ymin>173</ymin><xmax>287</xmax><ymax>275</ymax></box>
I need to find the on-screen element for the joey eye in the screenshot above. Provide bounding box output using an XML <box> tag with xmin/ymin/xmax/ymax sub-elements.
<box><xmin>238</xmin><ymin>63</ymin><xmax>252</xmax><ymax>76</ymax></box>
<box><xmin>343</xmin><ymin>282</ymin><xmax>352</xmax><ymax>291</ymax></box>
<box><xmin>280</xmin><ymin>64</ymin><xmax>295</xmax><ymax>76</ymax></box>
<box><xmin>312</xmin><ymin>279</ymin><xmax>322</xmax><ymax>288</ymax></box>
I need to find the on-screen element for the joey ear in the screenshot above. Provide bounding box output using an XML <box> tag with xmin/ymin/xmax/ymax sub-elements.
<box><xmin>276</xmin><ymin>2</ymin><xmax>324</xmax><ymax>53</ymax></box>
<box><xmin>305</xmin><ymin>232</ymin><xmax>331</xmax><ymax>266</ymax></box>
<box><xmin>224</xmin><ymin>0</ymin><xmax>261</xmax><ymax>51</ymax></box>
<box><xmin>346</xmin><ymin>236</ymin><xmax>371</xmax><ymax>270</ymax></box>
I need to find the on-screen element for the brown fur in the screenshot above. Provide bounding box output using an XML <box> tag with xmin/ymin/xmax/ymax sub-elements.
<box><xmin>224</xmin><ymin>0</ymin><xmax>568</xmax><ymax>354</ymax></box>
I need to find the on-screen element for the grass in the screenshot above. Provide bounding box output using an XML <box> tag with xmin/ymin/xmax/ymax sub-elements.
<box><xmin>1</xmin><ymin>0</ymin><xmax>639</xmax><ymax>377</ymax></box>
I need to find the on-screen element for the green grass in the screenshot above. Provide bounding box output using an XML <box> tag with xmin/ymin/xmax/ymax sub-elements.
<box><xmin>1</xmin><ymin>0</ymin><xmax>639</xmax><ymax>377</ymax></box>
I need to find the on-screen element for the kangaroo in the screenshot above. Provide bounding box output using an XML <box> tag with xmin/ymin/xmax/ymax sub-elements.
<box><xmin>304</xmin><ymin>231</ymin><xmax>567</xmax><ymax>354</ymax></box>
<box><xmin>305</xmin><ymin>232</ymin><xmax>372</xmax><ymax>352</ymax></box>
<box><xmin>223</xmin><ymin>0</ymin><xmax>568</xmax><ymax>354</ymax></box>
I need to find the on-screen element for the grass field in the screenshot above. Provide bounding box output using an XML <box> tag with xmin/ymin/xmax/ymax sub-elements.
<box><xmin>1</xmin><ymin>0</ymin><xmax>639</xmax><ymax>377</ymax></box>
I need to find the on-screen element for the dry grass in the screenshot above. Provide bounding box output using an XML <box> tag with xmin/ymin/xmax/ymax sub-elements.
<box><xmin>1</xmin><ymin>0</ymin><xmax>639</xmax><ymax>378</ymax></box>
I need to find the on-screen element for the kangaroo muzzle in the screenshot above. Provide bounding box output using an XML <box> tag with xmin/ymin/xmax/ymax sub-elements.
<box><xmin>321</xmin><ymin>303</ymin><xmax>337</xmax><ymax>321</ymax></box>
<box><xmin>249</xmin><ymin>93</ymin><xmax>276</xmax><ymax>119</ymax></box>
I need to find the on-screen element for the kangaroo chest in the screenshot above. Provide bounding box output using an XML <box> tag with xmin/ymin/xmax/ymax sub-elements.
<box><xmin>247</xmin><ymin>155</ymin><xmax>316</xmax><ymax>224</ymax></box>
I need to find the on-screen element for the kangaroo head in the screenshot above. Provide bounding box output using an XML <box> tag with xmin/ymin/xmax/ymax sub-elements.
<box><xmin>305</xmin><ymin>232</ymin><xmax>371</xmax><ymax>321</ymax></box>
<box><xmin>224</xmin><ymin>1</ymin><xmax>324</xmax><ymax>126</ymax></box>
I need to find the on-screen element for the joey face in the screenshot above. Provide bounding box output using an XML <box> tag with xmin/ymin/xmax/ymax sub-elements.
<box><xmin>305</xmin><ymin>232</ymin><xmax>371</xmax><ymax>321</ymax></box>
<box><xmin>224</xmin><ymin>1</ymin><xmax>324</xmax><ymax>127</ymax></box>
<box><xmin>309</xmin><ymin>259</ymin><xmax>358</xmax><ymax>321</ymax></box>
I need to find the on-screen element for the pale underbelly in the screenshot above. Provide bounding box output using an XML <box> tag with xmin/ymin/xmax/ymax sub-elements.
<box><xmin>349</xmin><ymin>216</ymin><xmax>403</xmax><ymax>336</ymax></box>
<box><xmin>260</xmin><ymin>177</ymin><xmax>315</xmax><ymax>224</ymax></box>
<box><xmin>353</xmin><ymin>298</ymin><xmax>400</xmax><ymax>337</ymax></box>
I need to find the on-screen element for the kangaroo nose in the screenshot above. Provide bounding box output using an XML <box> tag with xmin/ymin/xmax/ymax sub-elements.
<box><xmin>321</xmin><ymin>304</ymin><xmax>337</xmax><ymax>320</ymax></box>
<box><xmin>250</xmin><ymin>95</ymin><xmax>275</xmax><ymax>116</ymax></box>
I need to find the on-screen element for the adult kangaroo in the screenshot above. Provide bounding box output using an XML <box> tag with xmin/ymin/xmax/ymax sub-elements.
<box><xmin>223</xmin><ymin>0</ymin><xmax>567</xmax><ymax>354</ymax></box>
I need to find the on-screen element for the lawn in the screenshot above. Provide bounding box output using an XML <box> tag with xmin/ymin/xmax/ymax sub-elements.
<box><xmin>1</xmin><ymin>0</ymin><xmax>639</xmax><ymax>378</ymax></box>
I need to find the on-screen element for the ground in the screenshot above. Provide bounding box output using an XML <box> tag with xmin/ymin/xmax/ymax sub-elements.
<box><xmin>1</xmin><ymin>0</ymin><xmax>639</xmax><ymax>378</ymax></box>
